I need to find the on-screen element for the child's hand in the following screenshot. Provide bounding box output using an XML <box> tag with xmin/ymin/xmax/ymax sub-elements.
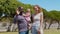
<box><xmin>28</xmin><ymin>24</ymin><xmax>32</xmax><ymax>30</ymax></box>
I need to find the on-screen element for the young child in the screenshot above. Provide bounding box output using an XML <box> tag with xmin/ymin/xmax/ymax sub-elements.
<box><xmin>23</xmin><ymin>9</ymin><xmax>31</xmax><ymax>23</ymax></box>
<box><xmin>23</xmin><ymin>9</ymin><xmax>31</xmax><ymax>34</ymax></box>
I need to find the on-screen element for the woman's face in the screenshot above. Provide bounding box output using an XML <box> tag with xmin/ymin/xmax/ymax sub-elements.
<box><xmin>34</xmin><ymin>6</ymin><xmax>39</xmax><ymax>14</ymax></box>
<box><xmin>34</xmin><ymin>6</ymin><xmax>39</xmax><ymax>11</ymax></box>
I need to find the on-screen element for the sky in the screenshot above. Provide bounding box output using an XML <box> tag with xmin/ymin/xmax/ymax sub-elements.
<box><xmin>19</xmin><ymin>0</ymin><xmax>60</xmax><ymax>11</ymax></box>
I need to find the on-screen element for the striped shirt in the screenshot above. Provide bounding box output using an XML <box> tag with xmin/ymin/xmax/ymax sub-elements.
<box><xmin>13</xmin><ymin>15</ymin><xmax>28</xmax><ymax>32</ymax></box>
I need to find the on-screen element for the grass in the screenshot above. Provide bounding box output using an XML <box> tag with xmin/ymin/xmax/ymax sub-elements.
<box><xmin>0</xmin><ymin>32</ymin><xmax>18</xmax><ymax>34</ymax></box>
<box><xmin>44</xmin><ymin>28</ymin><xmax>60</xmax><ymax>34</ymax></box>
<box><xmin>0</xmin><ymin>28</ymin><xmax>60</xmax><ymax>34</ymax></box>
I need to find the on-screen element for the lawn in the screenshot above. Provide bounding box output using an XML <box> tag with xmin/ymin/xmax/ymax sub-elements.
<box><xmin>0</xmin><ymin>29</ymin><xmax>60</xmax><ymax>34</ymax></box>
<box><xmin>0</xmin><ymin>32</ymin><xmax>18</xmax><ymax>34</ymax></box>
<box><xmin>44</xmin><ymin>28</ymin><xmax>60</xmax><ymax>34</ymax></box>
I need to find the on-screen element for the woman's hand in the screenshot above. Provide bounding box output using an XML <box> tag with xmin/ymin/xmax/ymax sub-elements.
<box><xmin>37</xmin><ymin>30</ymin><xmax>41</xmax><ymax>34</ymax></box>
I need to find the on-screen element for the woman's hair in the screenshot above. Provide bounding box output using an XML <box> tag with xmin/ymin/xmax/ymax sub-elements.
<box><xmin>33</xmin><ymin>5</ymin><xmax>42</xmax><ymax>13</ymax></box>
<box><xmin>17</xmin><ymin>7</ymin><xmax>24</xmax><ymax>15</ymax></box>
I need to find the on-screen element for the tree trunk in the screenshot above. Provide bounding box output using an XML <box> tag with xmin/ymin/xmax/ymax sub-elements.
<box><xmin>57</xmin><ymin>21</ymin><xmax>60</xmax><ymax>29</ymax></box>
<box><xmin>48</xmin><ymin>20</ymin><xmax>53</xmax><ymax>29</ymax></box>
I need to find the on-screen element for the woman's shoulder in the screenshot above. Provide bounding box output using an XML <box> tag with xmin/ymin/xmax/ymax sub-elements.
<box><xmin>40</xmin><ymin>12</ymin><xmax>43</xmax><ymax>15</ymax></box>
<box><xmin>40</xmin><ymin>12</ymin><xmax>43</xmax><ymax>14</ymax></box>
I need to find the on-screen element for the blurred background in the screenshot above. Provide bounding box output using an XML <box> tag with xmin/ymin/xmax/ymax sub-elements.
<box><xmin>0</xmin><ymin>0</ymin><xmax>60</xmax><ymax>34</ymax></box>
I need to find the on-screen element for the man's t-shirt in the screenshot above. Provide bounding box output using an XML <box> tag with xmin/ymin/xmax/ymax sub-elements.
<box><xmin>13</xmin><ymin>15</ymin><xmax>27</xmax><ymax>32</ymax></box>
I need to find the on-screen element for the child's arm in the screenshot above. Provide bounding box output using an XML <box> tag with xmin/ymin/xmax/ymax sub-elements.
<box><xmin>23</xmin><ymin>13</ymin><xmax>30</xmax><ymax>16</ymax></box>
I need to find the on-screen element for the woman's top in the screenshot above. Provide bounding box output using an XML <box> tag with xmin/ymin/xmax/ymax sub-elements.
<box><xmin>32</xmin><ymin>12</ymin><xmax>43</xmax><ymax>30</ymax></box>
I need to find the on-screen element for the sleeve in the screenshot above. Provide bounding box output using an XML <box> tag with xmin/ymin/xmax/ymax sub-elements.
<box><xmin>17</xmin><ymin>16</ymin><xmax>23</xmax><ymax>22</ymax></box>
<box><xmin>13</xmin><ymin>16</ymin><xmax>16</xmax><ymax>24</ymax></box>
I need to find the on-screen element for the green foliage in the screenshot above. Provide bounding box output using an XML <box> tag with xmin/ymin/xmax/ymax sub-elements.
<box><xmin>44</xmin><ymin>10</ymin><xmax>60</xmax><ymax>22</ymax></box>
<box><xmin>0</xmin><ymin>0</ymin><xmax>34</xmax><ymax>18</ymax></box>
<box><xmin>0</xmin><ymin>0</ymin><xmax>60</xmax><ymax>22</ymax></box>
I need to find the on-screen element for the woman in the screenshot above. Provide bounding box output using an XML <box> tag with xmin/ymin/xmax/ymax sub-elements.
<box><xmin>13</xmin><ymin>7</ymin><xmax>28</xmax><ymax>34</ymax></box>
<box><xmin>31</xmin><ymin>5</ymin><xmax>43</xmax><ymax>34</ymax></box>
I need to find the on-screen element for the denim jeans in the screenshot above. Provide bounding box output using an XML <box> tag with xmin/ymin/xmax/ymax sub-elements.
<box><xmin>19</xmin><ymin>31</ymin><xmax>27</xmax><ymax>34</ymax></box>
<box><xmin>32</xmin><ymin>26</ymin><xmax>38</xmax><ymax>34</ymax></box>
<box><xmin>26</xmin><ymin>30</ymin><xmax>29</xmax><ymax>34</ymax></box>
<box><xmin>32</xmin><ymin>26</ymin><xmax>43</xmax><ymax>34</ymax></box>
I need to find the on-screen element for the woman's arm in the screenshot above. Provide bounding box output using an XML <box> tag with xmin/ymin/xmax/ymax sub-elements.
<box><xmin>37</xmin><ymin>13</ymin><xmax>43</xmax><ymax>34</ymax></box>
<box><xmin>40</xmin><ymin>13</ymin><xmax>43</xmax><ymax>28</ymax></box>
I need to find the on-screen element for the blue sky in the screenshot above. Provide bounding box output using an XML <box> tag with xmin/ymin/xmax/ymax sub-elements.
<box><xmin>19</xmin><ymin>0</ymin><xmax>60</xmax><ymax>11</ymax></box>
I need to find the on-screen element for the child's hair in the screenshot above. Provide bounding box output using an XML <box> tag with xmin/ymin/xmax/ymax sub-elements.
<box><xmin>27</xmin><ymin>9</ymin><xmax>30</xmax><ymax>12</ymax></box>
